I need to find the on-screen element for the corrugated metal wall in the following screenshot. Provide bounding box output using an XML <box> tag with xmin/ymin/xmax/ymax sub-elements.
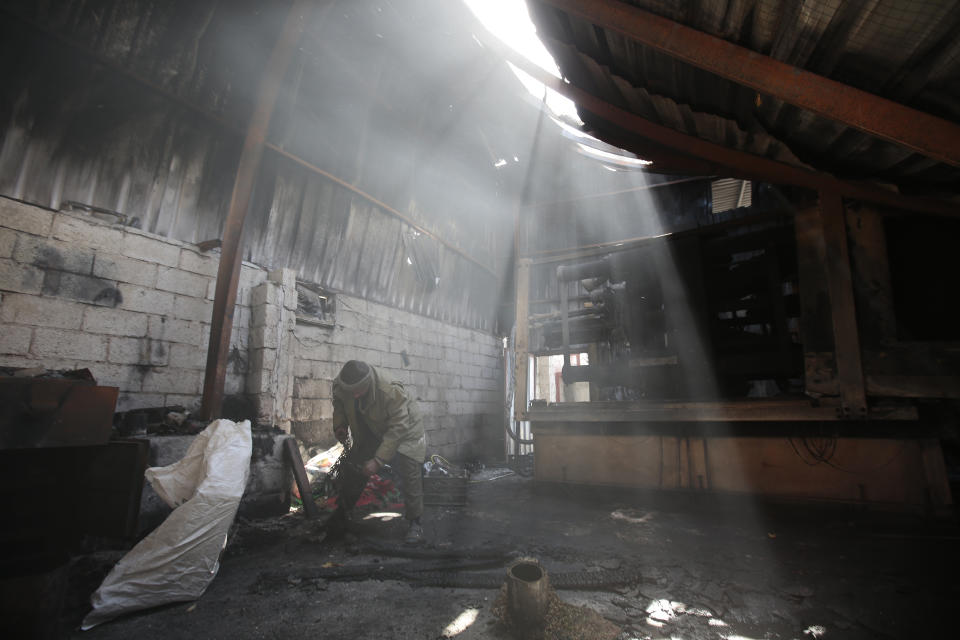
<box><xmin>0</xmin><ymin>0</ymin><xmax>526</xmax><ymax>330</ymax></box>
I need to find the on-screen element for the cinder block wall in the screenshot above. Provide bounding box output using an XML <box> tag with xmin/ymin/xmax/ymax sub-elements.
<box><xmin>0</xmin><ymin>198</ymin><xmax>259</xmax><ymax>411</ymax></box>
<box><xmin>292</xmin><ymin>295</ymin><xmax>505</xmax><ymax>462</ymax></box>
<box><xmin>1</xmin><ymin>197</ymin><xmax>506</xmax><ymax>462</ymax></box>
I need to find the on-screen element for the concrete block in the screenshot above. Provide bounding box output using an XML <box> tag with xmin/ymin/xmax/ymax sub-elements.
<box><xmin>86</xmin><ymin>362</ymin><xmax>143</xmax><ymax>390</ymax></box>
<box><xmin>251</xmin><ymin>301</ymin><xmax>280</xmax><ymax>328</ymax></box>
<box><xmin>14</xmin><ymin>236</ymin><xmax>94</xmax><ymax>275</ymax></box>
<box><xmin>0</xmin><ymin>259</ymin><xmax>43</xmax><ymax>294</ymax></box>
<box><xmin>121</xmin><ymin>231</ymin><xmax>180</xmax><ymax>267</ymax></box>
<box><xmin>147</xmin><ymin>316</ymin><xmax>203</xmax><ymax>346</ymax></box>
<box><xmin>250</xmin><ymin>282</ymin><xmax>279</xmax><ymax>308</ymax></box>
<box><xmin>163</xmin><ymin>394</ymin><xmax>202</xmax><ymax>410</ymax></box>
<box><xmin>157</xmin><ymin>266</ymin><xmax>210</xmax><ymax>298</ymax></box>
<box><xmin>93</xmin><ymin>252</ymin><xmax>158</xmax><ymax>288</ymax></box>
<box><xmin>40</xmin><ymin>271</ymin><xmax>121</xmax><ymax>307</ymax></box>
<box><xmin>0</xmin><ymin>324</ymin><xmax>32</xmax><ymax>355</ymax></box>
<box><xmin>83</xmin><ymin>306</ymin><xmax>149</xmax><ymax>337</ymax></box>
<box><xmin>32</xmin><ymin>328</ymin><xmax>106</xmax><ymax>361</ymax></box>
<box><xmin>0</xmin><ymin>228</ymin><xmax>14</xmax><ymax>258</ymax></box>
<box><xmin>0</xmin><ymin>293</ymin><xmax>85</xmax><ymax>329</ymax></box>
<box><xmin>292</xmin><ymin>398</ymin><xmax>331</xmax><ymax>422</ymax></box>
<box><xmin>173</xmin><ymin>294</ymin><xmax>212</xmax><ymax>322</ymax></box>
<box><xmin>247</xmin><ymin>347</ymin><xmax>277</xmax><ymax>375</ymax></box>
<box><xmin>52</xmin><ymin>214</ymin><xmax>123</xmax><ymax>252</ymax></box>
<box><xmin>116</xmin><ymin>392</ymin><xmax>166</xmax><ymax>412</ymax></box>
<box><xmin>294</xmin><ymin>377</ymin><xmax>331</xmax><ymax>399</ymax></box>
<box><xmin>108</xmin><ymin>336</ymin><xmax>170</xmax><ymax>366</ymax></box>
<box><xmin>168</xmin><ymin>342</ymin><xmax>206</xmax><ymax>369</ymax></box>
<box><xmin>268</xmin><ymin>267</ymin><xmax>296</xmax><ymax>289</ymax></box>
<box><xmin>0</xmin><ymin>200</ymin><xmax>54</xmax><ymax>236</ymax></box>
<box><xmin>206</xmin><ymin>278</ymin><xmax>216</xmax><ymax>300</ymax></box>
<box><xmin>239</xmin><ymin>264</ymin><xmax>268</xmax><ymax>291</ymax></box>
<box><xmin>141</xmin><ymin>368</ymin><xmax>202</xmax><ymax>395</ymax></box>
<box><xmin>178</xmin><ymin>248</ymin><xmax>220</xmax><ymax>276</ymax></box>
<box><xmin>249</xmin><ymin>327</ymin><xmax>278</xmax><ymax>350</ymax></box>
<box><xmin>118</xmin><ymin>284</ymin><xmax>174</xmax><ymax>314</ymax></box>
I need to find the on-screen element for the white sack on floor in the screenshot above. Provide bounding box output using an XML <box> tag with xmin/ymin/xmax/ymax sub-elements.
<box><xmin>82</xmin><ymin>419</ymin><xmax>252</xmax><ymax>630</ymax></box>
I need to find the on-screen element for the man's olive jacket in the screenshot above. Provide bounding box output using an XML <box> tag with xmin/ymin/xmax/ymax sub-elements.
<box><xmin>332</xmin><ymin>365</ymin><xmax>426</xmax><ymax>463</ymax></box>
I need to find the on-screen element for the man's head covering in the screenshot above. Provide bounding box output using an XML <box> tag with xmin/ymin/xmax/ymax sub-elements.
<box><xmin>337</xmin><ymin>360</ymin><xmax>372</xmax><ymax>395</ymax></box>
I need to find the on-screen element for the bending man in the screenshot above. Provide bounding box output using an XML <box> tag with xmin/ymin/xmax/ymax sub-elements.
<box><xmin>331</xmin><ymin>360</ymin><xmax>426</xmax><ymax>543</ymax></box>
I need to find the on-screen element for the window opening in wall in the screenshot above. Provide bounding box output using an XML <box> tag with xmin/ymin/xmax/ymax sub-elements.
<box><xmin>711</xmin><ymin>178</ymin><xmax>752</xmax><ymax>213</ymax></box>
<box><xmin>295</xmin><ymin>281</ymin><xmax>336</xmax><ymax>327</ymax></box>
<box><xmin>535</xmin><ymin>352</ymin><xmax>589</xmax><ymax>403</ymax></box>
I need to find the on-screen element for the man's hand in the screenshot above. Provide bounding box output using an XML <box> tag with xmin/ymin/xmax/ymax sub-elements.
<box><xmin>334</xmin><ymin>427</ymin><xmax>347</xmax><ymax>444</ymax></box>
<box><xmin>361</xmin><ymin>457</ymin><xmax>383</xmax><ymax>477</ymax></box>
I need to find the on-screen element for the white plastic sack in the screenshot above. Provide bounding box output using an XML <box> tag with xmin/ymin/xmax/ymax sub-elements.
<box><xmin>82</xmin><ymin>419</ymin><xmax>252</xmax><ymax>629</ymax></box>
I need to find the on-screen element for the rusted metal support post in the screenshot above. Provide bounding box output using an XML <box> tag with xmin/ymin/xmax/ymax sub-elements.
<box><xmin>514</xmin><ymin>259</ymin><xmax>532</xmax><ymax>421</ymax></box>
<box><xmin>536</xmin><ymin>0</ymin><xmax>960</xmax><ymax>167</ymax></box>
<box><xmin>200</xmin><ymin>1</ymin><xmax>312</xmax><ymax>419</ymax></box>
<box><xmin>819</xmin><ymin>191</ymin><xmax>867</xmax><ymax>417</ymax></box>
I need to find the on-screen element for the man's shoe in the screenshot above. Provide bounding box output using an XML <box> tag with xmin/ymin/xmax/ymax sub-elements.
<box><xmin>404</xmin><ymin>521</ymin><xmax>423</xmax><ymax>545</ymax></box>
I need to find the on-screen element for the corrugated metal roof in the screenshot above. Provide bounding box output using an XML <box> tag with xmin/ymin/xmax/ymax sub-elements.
<box><xmin>529</xmin><ymin>0</ymin><xmax>960</xmax><ymax>196</ymax></box>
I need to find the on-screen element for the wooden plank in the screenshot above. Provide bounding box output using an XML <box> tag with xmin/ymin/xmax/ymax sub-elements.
<box><xmin>819</xmin><ymin>192</ymin><xmax>867</xmax><ymax>416</ymax></box>
<box><xmin>866</xmin><ymin>375</ymin><xmax>960</xmax><ymax>399</ymax></box>
<box><xmin>847</xmin><ymin>205</ymin><xmax>897</xmax><ymax>347</ymax></box>
<box><xmin>794</xmin><ymin>207</ymin><xmax>838</xmax><ymax>396</ymax></box>
<box><xmin>526</xmin><ymin>399</ymin><xmax>917</xmax><ymax>422</ymax></box>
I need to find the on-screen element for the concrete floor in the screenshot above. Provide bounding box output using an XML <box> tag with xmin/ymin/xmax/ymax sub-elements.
<box><xmin>71</xmin><ymin>470</ymin><xmax>958</xmax><ymax>639</ymax></box>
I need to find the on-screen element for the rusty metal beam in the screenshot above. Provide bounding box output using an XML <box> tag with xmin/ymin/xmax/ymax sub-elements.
<box><xmin>491</xmin><ymin>40</ymin><xmax>958</xmax><ymax>217</ymax></box>
<box><xmin>536</xmin><ymin>0</ymin><xmax>960</xmax><ymax>168</ymax></box>
<box><xmin>200</xmin><ymin>1</ymin><xmax>312</xmax><ymax>420</ymax></box>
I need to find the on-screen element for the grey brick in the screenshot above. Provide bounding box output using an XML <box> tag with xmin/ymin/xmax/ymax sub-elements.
<box><xmin>116</xmin><ymin>392</ymin><xmax>166</xmax><ymax>412</ymax></box>
<box><xmin>141</xmin><ymin>368</ymin><xmax>202</xmax><ymax>395</ymax></box>
<box><xmin>168</xmin><ymin>342</ymin><xmax>205</xmax><ymax>369</ymax></box>
<box><xmin>87</xmin><ymin>363</ymin><xmax>144</xmax><ymax>390</ymax></box>
<box><xmin>0</xmin><ymin>228</ymin><xmax>14</xmax><ymax>258</ymax></box>
<box><xmin>294</xmin><ymin>378</ymin><xmax>331</xmax><ymax>399</ymax></box>
<box><xmin>52</xmin><ymin>215</ymin><xmax>123</xmax><ymax>252</ymax></box>
<box><xmin>41</xmin><ymin>272</ymin><xmax>121</xmax><ymax>306</ymax></box>
<box><xmin>108</xmin><ymin>337</ymin><xmax>169</xmax><ymax>366</ymax></box>
<box><xmin>14</xmin><ymin>236</ymin><xmax>94</xmax><ymax>274</ymax></box>
<box><xmin>157</xmin><ymin>267</ymin><xmax>210</xmax><ymax>298</ymax></box>
<box><xmin>0</xmin><ymin>259</ymin><xmax>43</xmax><ymax>294</ymax></box>
<box><xmin>148</xmin><ymin>316</ymin><xmax>203</xmax><ymax>346</ymax></box>
<box><xmin>0</xmin><ymin>293</ymin><xmax>85</xmax><ymax>329</ymax></box>
<box><xmin>251</xmin><ymin>301</ymin><xmax>280</xmax><ymax>328</ymax></box>
<box><xmin>250</xmin><ymin>282</ymin><xmax>279</xmax><ymax>308</ymax></box>
<box><xmin>93</xmin><ymin>252</ymin><xmax>157</xmax><ymax>287</ymax></box>
<box><xmin>32</xmin><ymin>328</ymin><xmax>106</xmax><ymax>361</ymax></box>
<box><xmin>118</xmin><ymin>284</ymin><xmax>174</xmax><ymax>314</ymax></box>
<box><xmin>249</xmin><ymin>328</ymin><xmax>279</xmax><ymax>350</ymax></box>
<box><xmin>0</xmin><ymin>324</ymin><xmax>32</xmax><ymax>354</ymax></box>
<box><xmin>84</xmin><ymin>307</ymin><xmax>149</xmax><ymax>337</ymax></box>
<box><xmin>178</xmin><ymin>249</ymin><xmax>220</xmax><ymax>276</ymax></box>
<box><xmin>173</xmin><ymin>295</ymin><xmax>212</xmax><ymax>322</ymax></box>
<box><xmin>165</xmin><ymin>394</ymin><xmax>203</xmax><ymax>410</ymax></box>
<box><xmin>0</xmin><ymin>200</ymin><xmax>54</xmax><ymax>236</ymax></box>
<box><xmin>121</xmin><ymin>232</ymin><xmax>180</xmax><ymax>267</ymax></box>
